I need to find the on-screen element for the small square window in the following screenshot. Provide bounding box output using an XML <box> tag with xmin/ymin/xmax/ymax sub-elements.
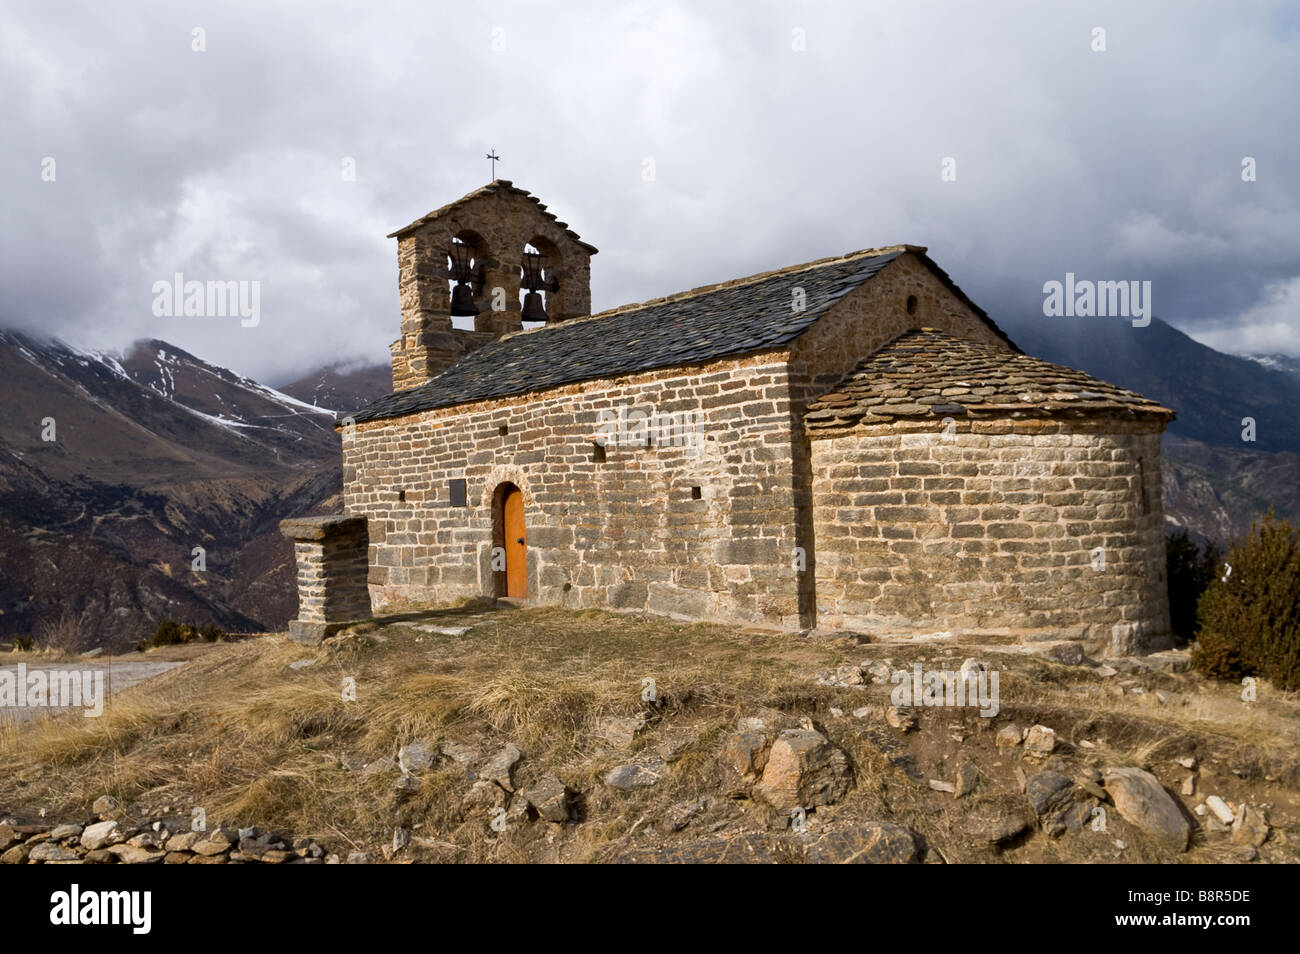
<box><xmin>499</xmin><ymin>424</ymin><xmax>509</xmax><ymax>436</ymax></box>
<box><xmin>397</xmin><ymin>489</ymin><xmax>407</xmax><ymax>503</ymax></box>
<box><xmin>449</xmin><ymin>478</ymin><xmax>467</xmax><ymax>507</ymax></box>
<box><xmin>690</xmin><ymin>485</ymin><xmax>702</xmax><ymax>500</ymax></box>
<box><xmin>593</xmin><ymin>442</ymin><xmax>606</xmax><ymax>463</ymax></box>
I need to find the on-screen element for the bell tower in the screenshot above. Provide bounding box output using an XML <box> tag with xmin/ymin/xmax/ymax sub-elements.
<box><xmin>386</xmin><ymin>180</ymin><xmax>597</xmax><ymax>391</ymax></box>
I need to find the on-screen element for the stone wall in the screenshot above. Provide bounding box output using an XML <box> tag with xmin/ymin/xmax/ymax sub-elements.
<box><xmin>390</xmin><ymin>185</ymin><xmax>595</xmax><ymax>390</ymax></box>
<box><xmin>808</xmin><ymin>418</ymin><xmax>1171</xmax><ymax>654</ymax></box>
<box><xmin>342</xmin><ymin>352</ymin><xmax>806</xmax><ymax>628</ymax></box>
<box><xmin>787</xmin><ymin>253</ymin><xmax>1013</xmax><ymax>404</ymax></box>
<box><xmin>782</xmin><ymin>251</ymin><xmax>1013</xmax><ymax>623</ymax></box>
<box><xmin>280</xmin><ymin>516</ymin><xmax>372</xmax><ymax>643</ymax></box>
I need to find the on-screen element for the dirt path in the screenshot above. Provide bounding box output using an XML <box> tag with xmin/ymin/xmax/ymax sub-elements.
<box><xmin>0</xmin><ymin>659</ymin><xmax>187</xmax><ymax>724</ymax></box>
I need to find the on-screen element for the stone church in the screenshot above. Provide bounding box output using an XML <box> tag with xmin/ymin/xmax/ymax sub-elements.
<box><xmin>281</xmin><ymin>180</ymin><xmax>1174</xmax><ymax>658</ymax></box>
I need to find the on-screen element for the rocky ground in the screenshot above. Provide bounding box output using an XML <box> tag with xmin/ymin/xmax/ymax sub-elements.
<box><xmin>0</xmin><ymin>604</ymin><xmax>1295</xmax><ymax>864</ymax></box>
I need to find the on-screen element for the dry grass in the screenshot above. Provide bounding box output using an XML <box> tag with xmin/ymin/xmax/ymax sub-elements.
<box><xmin>1</xmin><ymin>605</ymin><xmax>1296</xmax><ymax>864</ymax></box>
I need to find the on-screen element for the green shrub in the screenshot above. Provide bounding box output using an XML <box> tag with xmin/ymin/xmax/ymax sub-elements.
<box><xmin>1192</xmin><ymin>510</ymin><xmax>1300</xmax><ymax>691</ymax></box>
<box><xmin>1166</xmin><ymin>529</ymin><xmax>1221</xmax><ymax>643</ymax></box>
<box><xmin>138</xmin><ymin>618</ymin><xmax>226</xmax><ymax>651</ymax></box>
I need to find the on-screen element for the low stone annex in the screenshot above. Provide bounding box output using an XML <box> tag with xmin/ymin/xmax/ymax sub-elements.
<box><xmin>282</xmin><ymin>180</ymin><xmax>1175</xmax><ymax>658</ymax></box>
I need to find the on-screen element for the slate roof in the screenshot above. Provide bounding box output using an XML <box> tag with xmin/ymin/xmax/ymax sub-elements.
<box><xmin>804</xmin><ymin>328</ymin><xmax>1175</xmax><ymax>432</ymax></box>
<box><xmin>387</xmin><ymin>179</ymin><xmax>598</xmax><ymax>253</ymax></box>
<box><xmin>348</xmin><ymin>245</ymin><xmax>1019</xmax><ymax>424</ymax></box>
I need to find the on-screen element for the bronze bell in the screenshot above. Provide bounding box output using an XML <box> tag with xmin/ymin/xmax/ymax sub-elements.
<box><xmin>450</xmin><ymin>282</ymin><xmax>479</xmax><ymax>317</ymax></box>
<box><xmin>521</xmin><ymin>290</ymin><xmax>548</xmax><ymax>322</ymax></box>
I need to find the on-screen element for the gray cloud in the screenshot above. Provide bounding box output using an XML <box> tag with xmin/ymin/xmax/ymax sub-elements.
<box><xmin>2</xmin><ymin>0</ymin><xmax>1297</xmax><ymax>385</ymax></box>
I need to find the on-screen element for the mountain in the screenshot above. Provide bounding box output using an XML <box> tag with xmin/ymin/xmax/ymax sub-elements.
<box><xmin>1000</xmin><ymin>315</ymin><xmax>1300</xmax><ymax>544</ymax></box>
<box><xmin>1242</xmin><ymin>352</ymin><xmax>1300</xmax><ymax>384</ymax></box>
<box><xmin>278</xmin><ymin>362</ymin><xmax>392</xmax><ymax>415</ymax></box>
<box><xmin>0</xmin><ymin>331</ymin><xmax>351</xmax><ymax>651</ymax></box>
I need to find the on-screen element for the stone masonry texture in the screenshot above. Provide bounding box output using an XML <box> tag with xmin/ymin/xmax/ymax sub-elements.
<box><xmin>311</xmin><ymin>191</ymin><xmax>1176</xmax><ymax>649</ymax></box>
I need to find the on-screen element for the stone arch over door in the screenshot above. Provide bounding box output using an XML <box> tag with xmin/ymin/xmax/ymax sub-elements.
<box><xmin>491</xmin><ymin>481</ymin><xmax>527</xmax><ymax>598</ymax></box>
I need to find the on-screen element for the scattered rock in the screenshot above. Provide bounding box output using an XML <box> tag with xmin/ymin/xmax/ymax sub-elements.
<box><xmin>0</xmin><ymin>824</ymin><xmax>17</xmax><ymax>852</ymax></box>
<box><xmin>1023</xmin><ymin>725</ymin><xmax>1057</xmax><ymax>757</ymax></box>
<box><xmin>522</xmin><ymin>775</ymin><xmax>570</xmax><ymax>823</ymax></box>
<box><xmin>996</xmin><ymin>723</ymin><xmax>1022</xmax><ymax>748</ymax></box>
<box><xmin>391</xmin><ymin>827</ymin><xmax>409</xmax><ymax>854</ymax></box>
<box><xmin>655</xmin><ymin>729</ymin><xmax>696</xmax><ymax>763</ymax></box>
<box><xmin>967</xmin><ymin>797</ymin><xmax>1033</xmax><ymax>846</ymax></box>
<box><xmin>665</xmin><ymin>796</ymin><xmax>709</xmax><ymax>833</ymax></box>
<box><xmin>596</xmin><ymin>713</ymin><xmax>649</xmax><ymax>749</ymax></box>
<box><xmin>834</xmin><ymin>663</ymin><xmax>865</xmax><ymax>686</ymax></box>
<box><xmin>398</xmin><ymin>741</ymin><xmax>434</xmax><ymax>775</ymax></box>
<box><xmin>106</xmin><ymin>844</ymin><xmax>164</xmax><ymax>864</ymax></box>
<box><xmin>1176</xmin><ymin>756</ymin><xmax>1197</xmax><ymax>770</ymax></box>
<box><xmin>1026</xmin><ymin>771</ymin><xmax>1076</xmax><ymax>836</ymax></box>
<box><xmin>478</xmin><ymin>743</ymin><xmax>523</xmax><ymax>792</ymax></box>
<box><xmin>159</xmin><ymin>831</ymin><xmax>197</xmax><ymax>852</ymax></box>
<box><xmin>720</xmin><ymin>730</ymin><xmax>770</xmax><ymax>791</ymax></box>
<box><xmin>462</xmin><ymin>779</ymin><xmax>507</xmax><ymax>814</ymax></box>
<box><xmin>1049</xmin><ymin>643</ymin><xmax>1084</xmax><ymax>666</ymax></box>
<box><xmin>852</xmin><ymin>707</ymin><xmax>871</xmax><ymax>719</ymax></box>
<box><xmin>1</xmin><ymin>843</ymin><xmax>33</xmax><ymax>864</ymax></box>
<box><xmin>439</xmin><ymin>741</ymin><xmax>481</xmax><ymax>766</ymax></box>
<box><xmin>605</xmin><ymin>760</ymin><xmax>667</xmax><ymax>791</ymax></box>
<box><xmin>754</xmin><ymin>729</ymin><xmax>852</xmax><ymax>814</ymax></box>
<box><xmin>92</xmin><ymin>795</ymin><xmax>120</xmax><ymax>820</ymax></box>
<box><xmin>1104</xmin><ymin>767</ymin><xmax>1191</xmax><ymax>852</ymax></box>
<box><xmin>49</xmin><ymin>824</ymin><xmax>83</xmax><ymax>842</ymax></box>
<box><xmin>1230</xmin><ymin>805</ymin><xmax>1269</xmax><ymax>848</ymax></box>
<box><xmin>955</xmin><ymin>761</ymin><xmax>979</xmax><ymax>798</ymax></box>
<box><xmin>1205</xmin><ymin>795</ymin><xmax>1235</xmax><ymax>826</ymax></box>
<box><xmin>345</xmin><ymin>851</ymin><xmax>372</xmax><ymax>864</ymax></box>
<box><xmin>126</xmin><ymin>831</ymin><xmax>164</xmax><ymax>849</ymax></box>
<box><xmin>1181</xmin><ymin>776</ymin><xmax>1196</xmax><ymax>796</ymax></box>
<box><xmin>805</xmin><ymin>823</ymin><xmax>920</xmax><ymax>864</ymax></box>
<box><xmin>1075</xmin><ymin>776</ymin><xmax>1107</xmax><ymax>801</ymax></box>
<box><xmin>29</xmin><ymin>842</ymin><xmax>83</xmax><ymax>863</ymax></box>
<box><xmin>885</xmin><ymin>707</ymin><xmax>917</xmax><ymax>731</ymax></box>
<box><xmin>361</xmin><ymin>755</ymin><xmax>395</xmax><ymax>778</ymax></box>
<box><xmin>929</xmin><ymin>779</ymin><xmax>956</xmax><ymax>794</ymax></box>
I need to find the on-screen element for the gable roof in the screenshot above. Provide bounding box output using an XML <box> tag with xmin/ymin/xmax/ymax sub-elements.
<box><xmin>804</xmin><ymin>328</ymin><xmax>1175</xmax><ymax>432</ymax></box>
<box><xmin>387</xmin><ymin>179</ymin><xmax>598</xmax><ymax>253</ymax></box>
<box><xmin>347</xmin><ymin>246</ymin><xmax>1015</xmax><ymax>424</ymax></box>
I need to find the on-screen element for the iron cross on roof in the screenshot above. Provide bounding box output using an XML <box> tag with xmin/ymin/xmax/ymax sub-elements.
<box><xmin>486</xmin><ymin>150</ymin><xmax>500</xmax><ymax>179</ymax></box>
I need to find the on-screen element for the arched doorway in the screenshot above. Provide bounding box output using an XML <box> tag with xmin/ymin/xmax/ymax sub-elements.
<box><xmin>492</xmin><ymin>482</ymin><xmax>527</xmax><ymax>598</ymax></box>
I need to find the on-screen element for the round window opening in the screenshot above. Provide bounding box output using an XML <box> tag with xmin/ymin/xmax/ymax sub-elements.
<box><xmin>906</xmin><ymin>295</ymin><xmax>918</xmax><ymax>315</ymax></box>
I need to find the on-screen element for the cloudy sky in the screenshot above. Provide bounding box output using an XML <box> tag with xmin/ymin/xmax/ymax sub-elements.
<box><xmin>2</xmin><ymin>0</ymin><xmax>1297</xmax><ymax>384</ymax></box>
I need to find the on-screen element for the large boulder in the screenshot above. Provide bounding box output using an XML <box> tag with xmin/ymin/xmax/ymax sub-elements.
<box><xmin>754</xmin><ymin>729</ymin><xmax>852</xmax><ymax>814</ymax></box>
<box><xmin>1104</xmin><ymin>767</ymin><xmax>1190</xmax><ymax>852</ymax></box>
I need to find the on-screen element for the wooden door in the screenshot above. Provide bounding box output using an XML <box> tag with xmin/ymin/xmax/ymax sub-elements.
<box><xmin>503</xmin><ymin>485</ymin><xmax>527</xmax><ymax>598</ymax></box>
